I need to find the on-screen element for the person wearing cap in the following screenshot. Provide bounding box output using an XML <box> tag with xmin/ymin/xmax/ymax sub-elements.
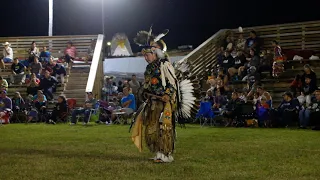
<box><xmin>10</xmin><ymin>58</ymin><xmax>26</xmax><ymax>85</ymax></box>
<box><xmin>277</xmin><ymin>91</ymin><xmax>301</xmax><ymax>127</ymax></box>
<box><xmin>0</xmin><ymin>90</ymin><xmax>12</xmax><ymax>124</ymax></box>
<box><xmin>51</xmin><ymin>62</ymin><xmax>67</xmax><ymax>85</ymax></box>
<box><xmin>39</xmin><ymin>46</ymin><xmax>51</xmax><ymax>63</ymax></box>
<box><xmin>3</xmin><ymin>42</ymin><xmax>13</xmax><ymax>63</ymax></box>
<box><xmin>70</xmin><ymin>92</ymin><xmax>97</xmax><ymax>125</ymax></box>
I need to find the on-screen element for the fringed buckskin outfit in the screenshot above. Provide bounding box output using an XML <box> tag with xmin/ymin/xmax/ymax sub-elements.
<box><xmin>131</xmin><ymin>27</ymin><xmax>196</xmax><ymax>163</ymax></box>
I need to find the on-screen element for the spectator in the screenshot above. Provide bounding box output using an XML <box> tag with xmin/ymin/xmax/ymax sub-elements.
<box><xmin>207</xmin><ymin>73</ymin><xmax>217</xmax><ymax>91</ymax></box>
<box><xmin>257</xmin><ymin>95</ymin><xmax>270</xmax><ymax>127</ymax></box>
<box><xmin>39</xmin><ymin>46</ymin><xmax>51</xmax><ymax>62</ymax></box>
<box><xmin>33</xmin><ymin>90</ymin><xmax>47</xmax><ymax>102</ymax></box>
<box><xmin>28</xmin><ymin>41</ymin><xmax>40</xmax><ymax>63</ymax></box>
<box><xmin>224</xmin><ymin>91</ymin><xmax>244</xmax><ymax>127</ymax></box>
<box><xmin>39</xmin><ymin>71</ymin><xmax>58</xmax><ymax>101</ymax></box>
<box><xmin>26</xmin><ymin>73</ymin><xmax>40</xmax><ymax>95</ymax></box>
<box><xmin>0</xmin><ymin>90</ymin><xmax>12</xmax><ymax>124</ymax></box>
<box><xmin>0</xmin><ymin>76</ymin><xmax>8</xmax><ymax>91</ymax></box>
<box><xmin>117</xmin><ymin>81</ymin><xmax>124</xmax><ymax>93</ymax></box>
<box><xmin>221</xmin><ymin>51</ymin><xmax>235</xmax><ymax>73</ymax></box>
<box><xmin>121</xmin><ymin>87</ymin><xmax>136</xmax><ymax>111</ymax></box>
<box><xmin>52</xmin><ymin>62</ymin><xmax>67</xmax><ymax>84</ymax></box>
<box><xmin>299</xmin><ymin>90</ymin><xmax>320</xmax><ymax>129</ymax></box>
<box><xmin>245</xmin><ymin>30</ymin><xmax>260</xmax><ymax>55</ymax></box>
<box><xmin>71</xmin><ymin>92</ymin><xmax>97</xmax><ymax>125</ymax></box>
<box><xmin>239</xmin><ymin>49</ymin><xmax>260</xmax><ymax>79</ymax></box>
<box><xmin>256</xmin><ymin>86</ymin><xmax>272</xmax><ymax>107</ymax></box>
<box><xmin>277</xmin><ymin>91</ymin><xmax>301</xmax><ymax>127</ymax></box>
<box><xmin>41</xmin><ymin>57</ymin><xmax>54</xmax><ymax>76</ymax></box>
<box><xmin>212</xmin><ymin>89</ymin><xmax>226</xmax><ymax>111</ymax></box>
<box><xmin>129</xmin><ymin>74</ymin><xmax>140</xmax><ymax>96</ymax></box>
<box><xmin>2</xmin><ymin>42</ymin><xmax>13</xmax><ymax>63</ymax></box>
<box><xmin>236</xmin><ymin>33</ymin><xmax>246</xmax><ymax>52</ymax></box>
<box><xmin>301</xmin><ymin>64</ymin><xmax>317</xmax><ymax>89</ymax></box>
<box><xmin>34</xmin><ymin>94</ymin><xmax>47</xmax><ymax>120</ymax></box>
<box><xmin>272</xmin><ymin>40</ymin><xmax>285</xmax><ymax>78</ymax></box>
<box><xmin>64</xmin><ymin>41</ymin><xmax>77</xmax><ymax>65</ymax></box>
<box><xmin>12</xmin><ymin>92</ymin><xmax>25</xmax><ymax>112</ymax></box>
<box><xmin>242</xmin><ymin>66</ymin><xmax>260</xmax><ymax>91</ymax></box>
<box><xmin>290</xmin><ymin>75</ymin><xmax>302</xmax><ymax>97</ymax></box>
<box><xmin>29</xmin><ymin>56</ymin><xmax>42</xmax><ymax>77</ymax></box>
<box><xmin>48</xmin><ymin>95</ymin><xmax>68</xmax><ymax>124</ymax></box>
<box><xmin>10</xmin><ymin>58</ymin><xmax>26</xmax><ymax>85</ymax></box>
<box><xmin>300</xmin><ymin>76</ymin><xmax>317</xmax><ymax>106</ymax></box>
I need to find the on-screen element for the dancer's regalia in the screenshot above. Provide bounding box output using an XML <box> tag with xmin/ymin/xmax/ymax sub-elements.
<box><xmin>130</xmin><ymin>27</ymin><xmax>196</xmax><ymax>163</ymax></box>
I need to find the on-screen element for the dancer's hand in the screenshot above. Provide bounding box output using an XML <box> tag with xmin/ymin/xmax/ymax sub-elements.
<box><xmin>162</xmin><ymin>94</ymin><xmax>170</xmax><ymax>103</ymax></box>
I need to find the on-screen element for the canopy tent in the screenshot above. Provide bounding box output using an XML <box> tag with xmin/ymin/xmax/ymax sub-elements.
<box><xmin>103</xmin><ymin>56</ymin><xmax>185</xmax><ymax>79</ymax></box>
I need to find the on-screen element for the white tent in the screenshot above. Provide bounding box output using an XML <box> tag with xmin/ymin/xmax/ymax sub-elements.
<box><xmin>103</xmin><ymin>56</ymin><xmax>185</xmax><ymax>79</ymax></box>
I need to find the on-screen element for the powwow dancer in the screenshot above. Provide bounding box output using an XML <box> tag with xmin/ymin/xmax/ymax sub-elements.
<box><xmin>130</xmin><ymin>27</ymin><xmax>196</xmax><ymax>163</ymax></box>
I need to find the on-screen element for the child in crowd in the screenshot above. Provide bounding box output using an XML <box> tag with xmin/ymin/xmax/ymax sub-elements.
<box><xmin>257</xmin><ymin>96</ymin><xmax>270</xmax><ymax>127</ymax></box>
<box><xmin>290</xmin><ymin>74</ymin><xmax>302</xmax><ymax>97</ymax></box>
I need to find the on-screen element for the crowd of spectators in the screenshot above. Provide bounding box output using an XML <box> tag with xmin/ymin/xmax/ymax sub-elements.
<box><xmin>0</xmin><ymin>41</ymin><xmax>77</xmax><ymax>124</ymax></box>
<box><xmin>201</xmin><ymin>30</ymin><xmax>320</xmax><ymax>130</ymax></box>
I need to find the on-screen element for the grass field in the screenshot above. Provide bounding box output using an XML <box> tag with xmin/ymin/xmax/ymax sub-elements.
<box><xmin>0</xmin><ymin>124</ymin><xmax>320</xmax><ymax>180</ymax></box>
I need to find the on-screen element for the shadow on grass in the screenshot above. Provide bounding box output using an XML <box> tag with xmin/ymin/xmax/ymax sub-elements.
<box><xmin>0</xmin><ymin>148</ymin><xmax>145</xmax><ymax>162</ymax></box>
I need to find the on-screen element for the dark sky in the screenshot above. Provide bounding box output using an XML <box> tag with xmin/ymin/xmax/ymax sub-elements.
<box><xmin>1</xmin><ymin>0</ymin><xmax>320</xmax><ymax>52</ymax></box>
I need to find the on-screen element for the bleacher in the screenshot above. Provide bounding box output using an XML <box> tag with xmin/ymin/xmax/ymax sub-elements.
<box><xmin>0</xmin><ymin>35</ymin><xmax>102</xmax><ymax>109</ymax></box>
<box><xmin>178</xmin><ymin>20</ymin><xmax>320</xmax><ymax>107</ymax></box>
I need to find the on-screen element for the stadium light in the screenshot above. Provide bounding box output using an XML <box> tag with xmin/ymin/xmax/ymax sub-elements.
<box><xmin>107</xmin><ymin>42</ymin><xmax>111</xmax><ymax>46</ymax></box>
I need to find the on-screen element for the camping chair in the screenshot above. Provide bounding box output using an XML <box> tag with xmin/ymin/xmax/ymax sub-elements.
<box><xmin>239</xmin><ymin>103</ymin><xmax>255</xmax><ymax>127</ymax></box>
<box><xmin>66</xmin><ymin>98</ymin><xmax>77</xmax><ymax>122</ymax></box>
<box><xmin>196</xmin><ymin>102</ymin><xmax>215</xmax><ymax>127</ymax></box>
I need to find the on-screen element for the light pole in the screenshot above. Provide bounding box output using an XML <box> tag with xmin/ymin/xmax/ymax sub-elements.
<box><xmin>101</xmin><ymin>0</ymin><xmax>105</xmax><ymax>35</ymax></box>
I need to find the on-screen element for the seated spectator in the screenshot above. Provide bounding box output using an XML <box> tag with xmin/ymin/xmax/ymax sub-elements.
<box><xmin>29</xmin><ymin>56</ymin><xmax>42</xmax><ymax>78</ymax></box>
<box><xmin>121</xmin><ymin>87</ymin><xmax>136</xmax><ymax>111</ymax></box>
<box><xmin>272</xmin><ymin>40</ymin><xmax>285</xmax><ymax>78</ymax></box>
<box><xmin>224</xmin><ymin>91</ymin><xmax>244</xmax><ymax>126</ymax></box>
<box><xmin>221</xmin><ymin>51</ymin><xmax>235</xmax><ymax>73</ymax></box>
<box><xmin>33</xmin><ymin>90</ymin><xmax>47</xmax><ymax>102</ymax></box>
<box><xmin>34</xmin><ymin>94</ymin><xmax>47</xmax><ymax>120</ymax></box>
<box><xmin>41</xmin><ymin>57</ymin><xmax>54</xmax><ymax>76</ymax></box>
<box><xmin>39</xmin><ymin>71</ymin><xmax>58</xmax><ymax>101</ymax></box>
<box><xmin>26</xmin><ymin>73</ymin><xmax>40</xmax><ymax>96</ymax></box>
<box><xmin>216</xmin><ymin>74</ymin><xmax>225</xmax><ymax>95</ymax></box>
<box><xmin>301</xmin><ymin>64</ymin><xmax>317</xmax><ymax>89</ymax></box>
<box><xmin>10</xmin><ymin>58</ymin><xmax>26</xmax><ymax>85</ymax></box>
<box><xmin>212</xmin><ymin>89</ymin><xmax>226</xmax><ymax>111</ymax></box>
<box><xmin>229</xmin><ymin>51</ymin><xmax>246</xmax><ymax>74</ymax></box>
<box><xmin>28</xmin><ymin>41</ymin><xmax>40</xmax><ymax>63</ymax></box>
<box><xmin>277</xmin><ymin>91</ymin><xmax>301</xmax><ymax>127</ymax></box>
<box><xmin>52</xmin><ymin>62</ymin><xmax>67</xmax><ymax>84</ymax></box>
<box><xmin>0</xmin><ymin>90</ymin><xmax>12</xmax><ymax>124</ymax></box>
<box><xmin>39</xmin><ymin>46</ymin><xmax>51</xmax><ymax>62</ymax></box>
<box><xmin>207</xmin><ymin>73</ymin><xmax>217</xmax><ymax>91</ymax></box>
<box><xmin>117</xmin><ymin>81</ymin><xmax>124</xmax><ymax>93</ymax></box>
<box><xmin>300</xmin><ymin>76</ymin><xmax>317</xmax><ymax>106</ymax></box>
<box><xmin>259</xmin><ymin>50</ymin><xmax>273</xmax><ymax>76</ymax></box>
<box><xmin>239</xmin><ymin>49</ymin><xmax>260</xmax><ymax>79</ymax></box>
<box><xmin>244</xmin><ymin>30</ymin><xmax>260</xmax><ymax>56</ymax></box>
<box><xmin>129</xmin><ymin>74</ymin><xmax>140</xmax><ymax>97</ymax></box>
<box><xmin>299</xmin><ymin>90</ymin><xmax>320</xmax><ymax>129</ymax></box>
<box><xmin>290</xmin><ymin>75</ymin><xmax>302</xmax><ymax>97</ymax></box>
<box><xmin>48</xmin><ymin>95</ymin><xmax>68</xmax><ymax>124</ymax></box>
<box><xmin>256</xmin><ymin>96</ymin><xmax>270</xmax><ymax>127</ymax></box>
<box><xmin>204</xmin><ymin>89</ymin><xmax>214</xmax><ymax>104</ymax></box>
<box><xmin>0</xmin><ymin>76</ymin><xmax>8</xmax><ymax>91</ymax></box>
<box><xmin>64</xmin><ymin>41</ymin><xmax>77</xmax><ymax>65</ymax></box>
<box><xmin>236</xmin><ymin>33</ymin><xmax>246</xmax><ymax>52</ymax></box>
<box><xmin>2</xmin><ymin>42</ymin><xmax>13</xmax><ymax>63</ymax></box>
<box><xmin>12</xmin><ymin>92</ymin><xmax>25</xmax><ymax>112</ymax></box>
<box><xmin>257</xmin><ymin>86</ymin><xmax>272</xmax><ymax>107</ymax></box>
<box><xmin>71</xmin><ymin>92</ymin><xmax>97</xmax><ymax>125</ymax></box>
<box><xmin>242</xmin><ymin>66</ymin><xmax>260</xmax><ymax>90</ymax></box>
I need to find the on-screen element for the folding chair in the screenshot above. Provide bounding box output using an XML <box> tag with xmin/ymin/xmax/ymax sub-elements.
<box><xmin>196</xmin><ymin>102</ymin><xmax>215</xmax><ymax>127</ymax></box>
<box><xmin>239</xmin><ymin>103</ymin><xmax>255</xmax><ymax>127</ymax></box>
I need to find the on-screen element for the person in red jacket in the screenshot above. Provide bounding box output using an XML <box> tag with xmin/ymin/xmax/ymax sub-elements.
<box><xmin>290</xmin><ymin>74</ymin><xmax>302</xmax><ymax>97</ymax></box>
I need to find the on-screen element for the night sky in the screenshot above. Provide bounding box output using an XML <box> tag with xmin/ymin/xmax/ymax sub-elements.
<box><xmin>1</xmin><ymin>0</ymin><xmax>320</xmax><ymax>52</ymax></box>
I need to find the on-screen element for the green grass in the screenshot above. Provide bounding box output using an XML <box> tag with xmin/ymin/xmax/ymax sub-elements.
<box><xmin>0</xmin><ymin>124</ymin><xmax>320</xmax><ymax>180</ymax></box>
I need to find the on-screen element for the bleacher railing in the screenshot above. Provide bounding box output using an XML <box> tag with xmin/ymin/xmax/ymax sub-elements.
<box><xmin>85</xmin><ymin>34</ymin><xmax>105</xmax><ymax>99</ymax></box>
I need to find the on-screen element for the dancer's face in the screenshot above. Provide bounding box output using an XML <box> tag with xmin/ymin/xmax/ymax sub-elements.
<box><xmin>144</xmin><ymin>52</ymin><xmax>157</xmax><ymax>64</ymax></box>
